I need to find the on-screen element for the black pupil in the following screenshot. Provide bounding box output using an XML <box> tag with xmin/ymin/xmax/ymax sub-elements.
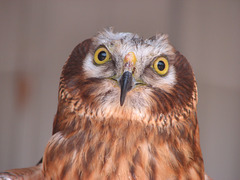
<box><xmin>98</xmin><ymin>51</ymin><xmax>107</xmax><ymax>61</ymax></box>
<box><xmin>157</xmin><ymin>61</ymin><xmax>165</xmax><ymax>71</ymax></box>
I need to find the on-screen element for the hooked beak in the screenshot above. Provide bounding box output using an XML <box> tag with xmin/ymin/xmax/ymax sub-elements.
<box><xmin>119</xmin><ymin>52</ymin><xmax>136</xmax><ymax>106</ymax></box>
<box><xmin>120</xmin><ymin>71</ymin><xmax>132</xmax><ymax>106</ymax></box>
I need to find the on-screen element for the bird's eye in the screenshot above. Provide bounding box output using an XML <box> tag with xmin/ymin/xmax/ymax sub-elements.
<box><xmin>94</xmin><ymin>47</ymin><xmax>111</xmax><ymax>64</ymax></box>
<box><xmin>153</xmin><ymin>57</ymin><xmax>169</xmax><ymax>75</ymax></box>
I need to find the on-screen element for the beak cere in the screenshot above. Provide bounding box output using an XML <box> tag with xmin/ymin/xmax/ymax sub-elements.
<box><xmin>119</xmin><ymin>52</ymin><xmax>137</xmax><ymax>106</ymax></box>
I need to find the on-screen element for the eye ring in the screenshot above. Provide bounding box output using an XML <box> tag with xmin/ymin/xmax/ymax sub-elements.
<box><xmin>153</xmin><ymin>57</ymin><xmax>169</xmax><ymax>75</ymax></box>
<box><xmin>94</xmin><ymin>46</ymin><xmax>111</xmax><ymax>64</ymax></box>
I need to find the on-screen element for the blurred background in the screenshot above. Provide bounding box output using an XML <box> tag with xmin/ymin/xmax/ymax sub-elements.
<box><xmin>0</xmin><ymin>0</ymin><xmax>240</xmax><ymax>179</ymax></box>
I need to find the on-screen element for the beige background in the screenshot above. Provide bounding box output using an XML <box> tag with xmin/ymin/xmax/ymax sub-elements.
<box><xmin>0</xmin><ymin>0</ymin><xmax>240</xmax><ymax>179</ymax></box>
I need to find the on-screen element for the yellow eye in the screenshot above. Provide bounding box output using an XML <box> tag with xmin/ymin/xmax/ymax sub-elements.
<box><xmin>153</xmin><ymin>57</ymin><xmax>169</xmax><ymax>75</ymax></box>
<box><xmin>94</xmin><ymin>47</ymin><xmax>111</xmax><ymax>64</ymax></box>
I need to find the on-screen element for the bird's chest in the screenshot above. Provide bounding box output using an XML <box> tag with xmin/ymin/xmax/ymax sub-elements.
<box><xmin>44</xmin><ymin>124</ymin><xmax>200</xmax><ymax>180</ymax></box>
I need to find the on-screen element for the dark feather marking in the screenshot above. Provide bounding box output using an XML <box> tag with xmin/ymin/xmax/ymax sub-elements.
<box><xmin>173</xmin><ymin>89</ymin><xmax>185</xmax><ymax>107</ymax></box>
<box><xmin>176</xmin><ymin>124</ymin><xmax>186</xmax><ymax>138</ymax></box>
<box><xmin>74</xmin><ymin>100</ymin><xmax>79</xmax><ymax>107</ymax></box>
<box><xmin>130</xmin><ymin>165</ymin><xmax>137</xmax><ymax>180</ymax></box>
<box><xmin>168</xmin><ymin>114</ymin><xmax>172</xmax><ymax>126</ymax></box>
<box><xmin>81</xmin><ymin>154</ymin><xmax>89</xmax><ymax>175</ymax></box>
<box><xmin>132</xmin><ymin>149</ymin><xmax>140</xmax><ymax>165</ymax></box>
<box><xmin>102</xmin><ymin>90</ymin><xmax>113</xmax><ymax>101</ymax></box>
<box><xmin>174</xmin><ymin>114</ymin><xmax>179</xmax><ymax>121</ymax></box>
<box><xmin>157</xmin><ymin>90</ymin><xmax>171</xmax><ymax>112</ymax></box>
<box><xmin>159</xmin><ymin>114</ymin><xmax>163</xmax><ymax>121</ymax></box>
<box><xmin>77</xmin><ymin>170</ymin><xmax>83</xmax><ymax>178</ymax></box>
<box><xmin>193</xmin><ymin>167</ymin><xmax>202</xmax><ymax>180</ymax></box>
<box><xmin>164</xmin><ymin>92</ymin><xmax>175</xmax><ymax>109</ymax></box>
<box><xmin>102</xmin><ymin>144</ymin><xmax>110</xmax><ymax>169</ymax></box>
<box><xmin>183</xmin><ymin>108</ymin><xmax>188</xmax><ymax>114</ymax></box>
<box><xmin>107</xmin><ymin>176</ymin><xmax>111</xmax><ymax>180</ymax></box>
<box><xmin>149</xmin><ymin>158</ymin><xmax>156</xmax><ymax>180</ymax></box>
<box><xmin>114</xmin><ymin>138</ymin><xmax>126</xmax><ymax>162</ymax></box>
<box><xmin>66</xmin><ymin>117</ymin><xmax>76</xmax><ymax>133</ymax></box>
<box><xmin>86</xmin><ymin>146</ymin><xmax>95</xmax><ymax>164</ymax></box>
<box><xmin>76</xmin><ymin>132</ymin><xmax>86</xmax><ymax>152</ymax></box>
<box><xmin>66</xmin><ymin>135</ymin><xmax>75</xmax><ymax>153</ymax></box>
<box><xmin>193</xmin><ymin>111</ymin><xmax>198</xmax><ymax>125</ymax></box>
<box><xmin>83</xmin><ymin>117</ymin><xmax>92</xmax><ymax>131</ymax></box>
<box><xmin>81</xmin><ymin>86</ymin><xmax>97</xmax><ymax>100</ymax></box>
<box><xmin>0</xmin><ymin>172</ymin><xmax>17</xmax><ymax>178</ymax></box>
<box><xmin>151</xmin><ymin>90</ymin><xmax>169</xmax><ymax>113</ymax></box>
<box><xmin>183</xmin><ymin>112</ymin><xmax>187</xmax><ymax>120</ymax></box>
<box><xmin>170</xmin><ymin>145</ymin><xmax>186</xmax><ymax>166</ymax></box>
<box><xmin>61</xmin><ymin>161</ymin><xmax>72</xmax><ymax>179</ymax></box>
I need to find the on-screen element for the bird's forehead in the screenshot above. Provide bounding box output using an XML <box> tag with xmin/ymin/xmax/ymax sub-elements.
<box><xmin>93</xmin><ymin>30</ymin><xmax>175</xmax><ymax>60</ymax></box>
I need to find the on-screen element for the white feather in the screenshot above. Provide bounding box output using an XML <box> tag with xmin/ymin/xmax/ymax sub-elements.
<box><xmin>81</xmin><ymin>30</ymin><xmax>177</xmax><ymax>117</ymax></box>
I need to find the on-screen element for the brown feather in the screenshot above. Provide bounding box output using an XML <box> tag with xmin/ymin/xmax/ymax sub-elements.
<box><xmin>0</xmin><ymin>164</ymin><xmax>43</xmax><ymax>180</ymax></box>
<box><xmin>0</xmin><ymin>31</ymin><xmax>211</xmax><ymax>180</ymax></box>
<box><xmin>43</xmin><ymin>34</ymin><xmax>206</xmax><ymax>179</ymax></box>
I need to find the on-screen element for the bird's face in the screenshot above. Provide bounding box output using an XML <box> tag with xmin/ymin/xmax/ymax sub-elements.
<box><xmin>62</xmin><ymin>30</ymin><xmax>195</xmax><ymax>121</ymax></box>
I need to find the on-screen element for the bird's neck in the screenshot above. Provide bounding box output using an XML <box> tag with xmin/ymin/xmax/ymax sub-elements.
<box><xmin>47</xmin><ymin>99</ymin><xmax>204</xmax><ymax>179</ymax></box>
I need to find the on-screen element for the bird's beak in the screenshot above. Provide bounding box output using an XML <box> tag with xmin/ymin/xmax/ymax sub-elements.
<box><xmin>119</xmin><ymin>52</ymin><xmax>136</xmax><ymax>106</ymax></box>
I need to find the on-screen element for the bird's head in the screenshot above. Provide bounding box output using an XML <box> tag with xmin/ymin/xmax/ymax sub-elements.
<box><xmin>60</xmin><ymin>29</ymin><xmax>196</xmax><ymax>122</ymax></box>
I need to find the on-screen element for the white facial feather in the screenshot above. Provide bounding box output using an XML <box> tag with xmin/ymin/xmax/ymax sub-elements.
<box><xmin>82</xmin><ymin>30</ymin><xmax>177</xmax><ymax>116</ymax></box>
<box><xmin>88</xmin><ymin>29</ymin><xmax>176</xmax><ymax>86</ymax></box>
<box><xmin>83</xmin><ymin>53</ymin><xmax>115</xmax><ymax>78</ymax></box>
<box><xmin>142</xmin><ymin>66</ymin><xmax>176</xmax><ymax>91</ymax></box>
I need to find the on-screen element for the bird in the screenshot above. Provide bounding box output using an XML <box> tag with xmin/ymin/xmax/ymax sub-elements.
<box><xmin>0</xmin><ymin>29</ymin><xmax>211</xmax><ymax>179</ymax></box>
